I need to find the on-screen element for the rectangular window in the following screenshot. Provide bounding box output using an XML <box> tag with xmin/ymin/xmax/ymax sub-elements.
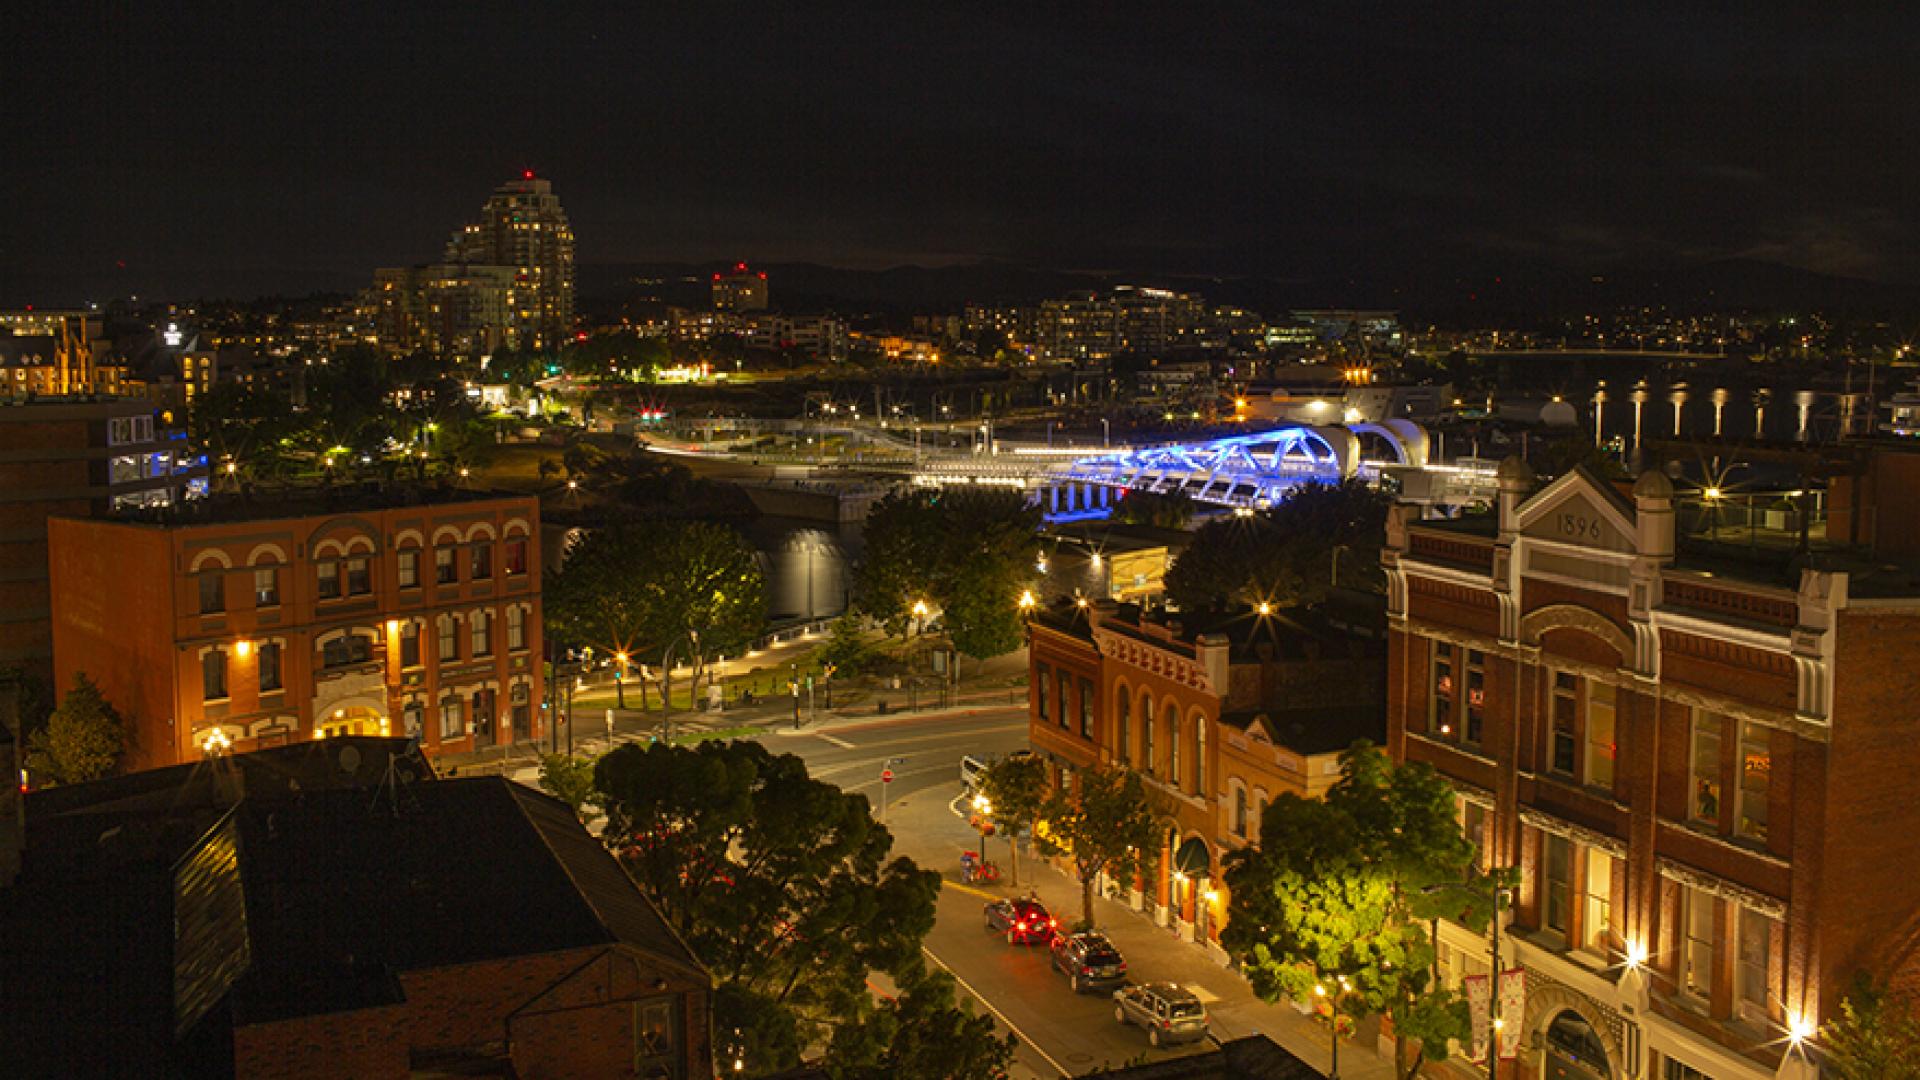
<box><xmin>472</xmin><ymin>611</ymin><xmax>492</xmax><ymax>657</ymax></box>
<box><xmin>633</xmin><ymin>997</ymin><xmax>680</xmax><ymax>1076</ymax></box>
<box><xmin>199</xmin><ymin>573</ymin><xmax>225</xmax><ymax>614</ymax></box>
<box><xmin>1737</xmin><ymin>722</ymin><xmax>1770</xmax><ymax>843</ymax></box>
<box><xmin>1581</xmin><ymin>848</ymin><xmax>1613</xmax><ymax>957</ymax></box>
<box><xmin>1078</xmin><ymin>678</ymin><xmax>1092</xmax><ymax>739</ymax></box>
<box><xmin>258</xmin><ymin>642</ymin><xmax>282</xmax><ymax>693</ymax></box>
<box><xmin>1586</xmin><ymin>681</ymin><xmax>1617</xmax><ymax>792</ymax></box>
<box><xmin>1682</xmin><ymin>886</ymin><xmax>1716</xmax><ymax>1001</ymax></box>
<box><xmin>511</xmin><ymin>682</ymin><xmax>531</xmax><ymax>736</ymax></box>
<box><xmin>1737</xmin><ymin>906</ymin><xmax>1776</xmax><ymax>1020</ymax></box>
<box><xmin>1550</xmin><ymin>671</ymin><xmax>1579</xmax><ymax>776</ymax></box>
<box><xmin>504</xmin><ymin>538</ymin><xmax>528</xmax><ymax>576</ymax></box>
<box><xmin>400</xmin><ymin>622</ymin><xmax>421</xmax><ymax>668</ymax></box>
<box><xmin>1036</xmin><ymin>664</ymin><xmax>1051</xmax><ymax>722</ymax></box>
<box><xmin>1430</xmin><ymin>641</ymin><xmax>1455</xmax><ymax>738</ymax></box>
<box><xmin>507</xmin><ymin>606</ymin><xmax>526</xmax><ymax>651</ymax></box>
<box><xmin>1464</xmin><ymin>649</ymin><xmax>1486</xmax><ymax>745</ymax></box>
<box><xmin>440</xmin><ymin>697</ymin><xmax>464</xmax><ymax>739</ymax></box>
<box><xmin>1461</xmin><ymin>800</ymin><xmax>1487</xmax><ymax>865</ymax></box>
<box><xmin>1055</xmin><ymin>671</ymin><xmax>1069</xmax><ymax>729</ymax></box>
<box><xmin>1544</xmin><ymin>833</ymin><xmax>1573</xmax><ymax>936</ymax></box>
<box><xmin>345</xmin><ymin>556</ymin><xmax>371</xmax><ymax>596</ymax></box>
<box><xmin>1691</xmin><ymin>711</ymin><xmax>1724</xmax><ymax>828</ymax></box>
<box><xmin>1664</xmin><ymin>1061</ymin><xmax>1712</xmax><ymax>1080</ymax></box>
<box><xmin>398</xmin><ymin>550</ymin><xmax>419</xmax><ymax>588</ymax></box>
<box><xmin>1194</xmin><ymin>717</ymin><xmax>1207</xmax><ymax>795</ymax></box>
<box><xmin>472</xmin><ymin>688</ymin><xmax>496</xmax><ymax>738</ymax></box>
<box><xmin>317</xmin><ymin>560</ymin><xmax>340</xmax><ymax>600</ymax></box>
<box><xmin>403</xmin><ymin>700</ymin><xmax>424</xmax><ymax>739</ymax></box>
<box><xmin>202</xmin><ymin>649</ymin><xmax>228</xmax><ymax>701</ymax></box>
<box><xmin>471</xmin><ymin>543</ymin><xmax>493</xmax><ymax>580</ymax></box>
<box><xmin>254</xmin><ymin>567</ymin><xmax>279</xmax><ymax>607</ymax></box>
<box><xmin>438</xmin><ymin>617</ymin><xmax>459</xmax><ymax>662</ymax></box>
<box><xmin>436</xmin><ymin>547</ymin><xmax>457</xmax><ymax>584</ymax></box>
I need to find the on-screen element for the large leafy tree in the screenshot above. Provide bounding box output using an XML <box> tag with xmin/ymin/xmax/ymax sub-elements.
<box><xmin>1165</xmin><ymin>478</ymin><xmax>1388</xmax><ymax>612</ymax></box>
<box><xmin>1033</xmin><ymin>764</ymin><xmax>1163</xmax><ymax>930</ymax></box>
<box><xmin>853</xmin><ymin>487</ymin><xmax>1040</xmax><ymax>662</ymax></box>
<box><xmin>544</xmin><ymin>525</ymin><xmax>661</xmax><ymax>707</ymax></box>
<box><xmin>977</xmin><ymin>752</ymin><xmax>1048</xmax><ymax>888</ymax></box>
<box><xmin>1823</xmin><ymin>974</ymin><xmax>1920</xmax><ymax>1080</ymax></box>
<box><xmin>643</xmin><ymin>521</ymin><xmax>766</xmax><ymax>705</ymax></box>
<box><xmin>26</xmin><ymin>673</ymin><xmax>124</xmax><ymax>786</ymax></box>
<box><xmin>595</xmin><ymin>740</ymin><xmax>1013</xmax><ymax>1079</ymax></box>
<box><xmin>189</xmin><ymin>382</ymin><xmax>301</xmax><ymax>488</ymax></box>
<box><xmin>1222</xmin><ymin>742</ymin><xmax>1487</xmax><ymax>1080</ymax></box>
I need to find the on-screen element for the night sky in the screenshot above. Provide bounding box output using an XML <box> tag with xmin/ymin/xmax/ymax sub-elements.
<box><xmin>5</xmin><ymin>5</ymin><xmax>1917</xmax><ymax>302</ymax></box>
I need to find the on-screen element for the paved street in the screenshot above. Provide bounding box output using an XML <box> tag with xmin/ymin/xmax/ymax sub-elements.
<box><xmin>740</xmin><ymin>707</ymin><xmax>1395</xmax><ymax>1079</ymax></box>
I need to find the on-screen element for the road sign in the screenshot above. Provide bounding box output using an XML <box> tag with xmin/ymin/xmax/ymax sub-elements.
<box><xmin>881</xmin><ymin>768</ymin><xmax>894</xmax><ymax>784</ymax></box>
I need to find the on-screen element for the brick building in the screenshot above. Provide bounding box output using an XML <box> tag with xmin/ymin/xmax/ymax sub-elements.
<box><xmin>47</xmin><ymin>490</ymin><xmax>542</xmax><ymax>771</ymax></box>
<box><xmin>1382</xmin><ymin>459</ymin><xmax>1920</xmax><ymax>1079</ymax></box>
<box><xmin>2</xmin><ymin>737</ymin><xmax>712</xmax><ymax>1078</ymax></box>
<box><xmin>0</xmin><ymin>397</ymin><xmax>203</xmax><ymax>673</ymax></box>
<box><xmin>1027</xmin><ymin>598</ymin><xmax>1384</xmax><ymax>957</ymax></box>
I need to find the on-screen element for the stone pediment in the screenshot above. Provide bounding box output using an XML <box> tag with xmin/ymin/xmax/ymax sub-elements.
<box><xmin>1515</xmin><ymin>467</ymin><xmax>1638</xmax><ymax>556</ymax></box>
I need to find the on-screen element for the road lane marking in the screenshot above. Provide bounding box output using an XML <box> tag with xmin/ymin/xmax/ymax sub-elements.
<box><xmin>942</xmin><ymin>878</ymin><xmax>999</xmax><ymax>902</ymax></box>
<box><xmin>921</xmin><ymin>946</ymin><xmax>1072</xmax><ymax>1078</ymax></box>
<box><xmin>813</xmin><ymin>731</ymin><xmax>855</xmax><ymax>749</ymax></box>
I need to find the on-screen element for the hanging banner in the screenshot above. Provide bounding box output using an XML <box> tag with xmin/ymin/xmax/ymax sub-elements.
<box><xmin>1464</xmin><ymin>974</ymin><xmax>1491</xmax><ymax>1062</ymax></box>
<box><xmin>1498</xmin><ymin>968</ymin><xmax>1526</xmax><ymax>1060</ymax></box>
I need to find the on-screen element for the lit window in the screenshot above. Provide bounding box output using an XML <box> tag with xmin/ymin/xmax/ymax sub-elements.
<box><xmin>1464</xmin><ymin>650</ymin><xmax>1486</xmax><ymax>745</ymax></box>
<box><xmin>1682</xmin><ymin>886</ymin><xmax>1716</xmax><ymax>1000</ymax></box>
<box><xmin>1430</xmin><ymin>641</ymin><xmax>1455</xmax><ymax>738</ymax></box>
<box><xmin>1737</xmin><ymin>722</ymin><xmax>1770</xmax><ymax>843</ymax></box>
<box><xmin>1691</xmin><ymin>712</ymin><xmax>1723</xmax><ymax>828</ymax></box>
<box><xmin>1078</xmin><ymin>678</ymin><xmax>1092</xmax><ymax>739</ymax></box>
<box><xmin>1194</xmin><ymin>715</ymin><xmax>1207</xmax><ymax>795</ymax></box>
<box><xmin>472</xmin><ymin>611</ymin><xmax>492</xmax><ymax>657</ymax></box>
<box><xmin>1116</xmin><ymin>691</ymin><xmax>1131</xmax><ymax>764</ymax></box>
<box><xmin>436</xmin><ymin>547</ymin><xmax>457</xmax><ymax>584</ymax></box>
<box><xmin>317</xmin><ymin>560</ymin><xmax>340</xmax><ymax>600</ymax></box>
<box><xmin>440</xmin><ymin>697</ymin><xmax>464</xmax><ymax>739</ymax></box>
<box><xmin>1736</xmin><ymin>906</ymin><xmax>1776</xmax><ymax>1021</ymax></box>
<box><xmin>346</xmin><ymin>556</ymin><xmax>370</xmax><ymax>596</ymax></box>
<box><xmin>504</xmin><ymin>538</ymin><xmax>528</xmax><ymax>575</ymax></box>
<box><xmin>1581</xmin><ymin>848</ymin><xmax>1613</xmax><ymax>957</ymax></box>
<box><xmin>254</xmin><ymin>566</ymin><xmax>279</xmax><ymax>607</ymax></box>
<box><xmin>438</xmin><ymin>617</ymin><xmax>459</xmax><ymax>662</ymax></box>
<box><xmin>1167</xmin><ymin>705</ymin><xmax>1181</xmax><ymax>787</ymax></box>
<box><xmin>507</xmin><ymin>606</ymin><xmax>526</xmax><ymax>651</ymax></box>
<box><xmin>1586</xmin><ymin>681</ymin><xmax>1617</xmax><ymax>791</ymax></box>
<box><xmin>398</xmin><ymin>550</ymin><xmax>419</xmax><ymax>588</ymax></box>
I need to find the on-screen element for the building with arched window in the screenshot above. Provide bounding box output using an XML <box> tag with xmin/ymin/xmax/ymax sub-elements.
<box><xmin>1383</xmin><ymin>457</ymin><xmax>1920</xmax><ymax>1080</ymax></box>
<box><xmin>48</xmin><ymin>491</ymin><xmax>543</xmax><ymax>771</ymax></box>
<box><xmin>1027</xmin><ymin>597</ymin><xmax>1385</xmax><ymax>958</ymax></box>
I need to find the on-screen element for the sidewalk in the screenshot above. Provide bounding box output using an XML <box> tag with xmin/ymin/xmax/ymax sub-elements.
<box><xmin>929</xmin><ymin>834</ymin><xmax>1401</xmax><ymax>1080</ymax></box>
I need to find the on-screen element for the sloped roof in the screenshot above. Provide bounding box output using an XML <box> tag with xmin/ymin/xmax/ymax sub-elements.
<box><xmin>1088</xmin><ymin>1034</ymin><xmax>1319</xmax><ymax>1078</ymax></box>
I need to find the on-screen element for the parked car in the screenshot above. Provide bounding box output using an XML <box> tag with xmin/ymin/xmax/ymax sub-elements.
<box><xmin>1112</xmin><ymin>983</ymin><xmax>1209</xmax><ymax>1047</ymax></box>
<box><xmin>1048</xmin><ymin>930</ymin><xmax>1127</xmax><ymax>993</ymax></box>
<box><xmin>984</xmin><ymin>896</ymin><xmax>1057</xmax><ymax>945</ymax></box>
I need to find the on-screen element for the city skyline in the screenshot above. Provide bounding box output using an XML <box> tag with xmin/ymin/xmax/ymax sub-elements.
<box><xmin>6</xmin><ymin>7</ymin><xmax>1920</xmax><ymax>304</ymax></box>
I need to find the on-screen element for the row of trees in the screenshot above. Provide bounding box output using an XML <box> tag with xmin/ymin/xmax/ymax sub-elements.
<box><xmin>1163</xmin><ymin>478</ymin><xmax>1389</xmax><ymax>613</ymax></box>
<box><xmin>852</xmin><ymin>488</ymin><xmax>1041</xmax><ymax>666</ymax></box>
<box><xmin>543</xmin><ymin>521</ymin><xmax>766</xmax><ymax>709</ymax></box>
<box><xmin>543</xmin><ymin>738</ymin><xmax>1015</xmax><ymax>1078</ymax></box>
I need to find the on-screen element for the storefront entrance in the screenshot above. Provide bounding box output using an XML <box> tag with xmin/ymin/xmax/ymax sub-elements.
<box><xmin>1544</xmin><ymin>1010</ymin><xmax>1611</xmax><ymax>1080</ymax></box>
<box><xmin>317</xmin><ymin>705</ymin><xmax>390</xmax><ymax>740</ymax></box>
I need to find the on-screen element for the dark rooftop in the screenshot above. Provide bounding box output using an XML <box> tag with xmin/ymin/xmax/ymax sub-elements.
<box><xmin>1220</xmin><ymin>701</ymin><xmax>1387</xmax><ymax>757</ymax></box>
<box><xmin>91</xmin><ymin>483</ymin><xmax>533</xmax><ymax>529</ymax></box>
<box><xmin>1037</xmin><ymin>595</ymin><xmax>1385</xmax><ymax>663</ymax></box>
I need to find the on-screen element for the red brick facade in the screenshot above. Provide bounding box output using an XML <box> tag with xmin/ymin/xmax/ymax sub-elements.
<box><xmin>1384</xmin><ymin>463</ymin><xmax>1916</xmax><ymax>1080</ymax></box>
<box><xmin>48</xmin><ymin>494</ymin><xmax>544</xmax><ymax>771</ymax></box>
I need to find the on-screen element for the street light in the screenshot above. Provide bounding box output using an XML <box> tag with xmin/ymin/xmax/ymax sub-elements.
<box><xmin>1018</xmin><ymin>589</ymin><xmax>1036</xmax><ymax>612</ymax></box>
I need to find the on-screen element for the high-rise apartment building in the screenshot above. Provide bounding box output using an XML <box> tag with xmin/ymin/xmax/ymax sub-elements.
<box><xmin>444</xmin><ymin>174</ymin><xmax>575</xmax><ymax>352</ymax></box>
<box><xmin>711</xmin><ymin>262</ymin><xmax>769</xmax><ymax>311</ymax></box>
<box><xmin>360</xmin><ymin>263</ymin><xmax>517</xmax><ymax>358</ymax></box>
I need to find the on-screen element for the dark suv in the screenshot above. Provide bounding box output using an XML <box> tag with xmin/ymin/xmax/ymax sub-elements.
<box><xmin>1048</xmin><ymin>930</ymin><xmax>1127</xmax><ymax>993</ymax></box>
<box><xmin>984</xmin><ymin>897</ymin><xmax>1056</xmax><ymax>945</ymax></box>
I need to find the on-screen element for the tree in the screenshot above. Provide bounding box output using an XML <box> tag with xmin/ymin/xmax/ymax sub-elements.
<box><xmin>644</xmin><ymin>522</ymin><xmax>766</xmax><ymax>711</ymax></box>
<box><xmin>544</xmin><ymin>526</ymin><xmax>661</xmax><ymax>708</ymax></box>
<box><xmin>817</xmin><ymin>613</ymin><xmax>879</xmax><ymax>677</ymax></box>
<box><xmin>853</xmin><ymin>487</ymin><xmax>1040</xmax><ymax>661</ymax></box>
<box><xmin>1109</xmin><ymin>489</ymin><xmax>1194</xmax><ymax>530</ymax></box>
<box><xmin>1165</xmin><ymin>479</ymin><xmax>1388</xmax><ymax>612</ymax></box>
<box><xmin>1823</xmin><ymin>973</ymin><xmax>1920</xmax><ymax>1080</ymax></box>
<box><xmin>537</xmin><ymin>753</ymin><xmax>599</xmax><ymax>819</ymax></box>
<box><xmin>1221</xmin><ymin>743</ymin><xmax>1485</xmax><ymax>1080</ymax></box>
<box><xmin>825</xmin><ymin>960</ymin><xmax>1015</xmax><ymax>1080</ymax></box>
<box><xmin>977</xmin><ymin>752</ymin><xmax>1048</xmax><ymax>887</ymax></box>
<box><xmin>1033</xmin><ymin>765</ymin><xmax>1163</xmax><ymax>930</ymax></box>
<box><xmin>594</xmin><ymin>740</ymin><xmax>1011</xmax><ymax>1078</ymax></box>
<box><xmin>26</xmin><ymin>673</ymin><xmax>125</xmax><ymax>785</ymax></box>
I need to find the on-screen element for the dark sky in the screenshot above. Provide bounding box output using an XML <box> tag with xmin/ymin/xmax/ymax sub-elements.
<box><xmin>5</xmin><ymin>4</ymin><xmax>1917</xmax><ymax>302</ymax></box>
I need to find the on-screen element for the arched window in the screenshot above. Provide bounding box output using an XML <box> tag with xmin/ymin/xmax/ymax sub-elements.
<box><xmin>1167</xmin><ymin>704</ymin><xmax>1181</xmax><ymax>788</ymax></box>
<box><xmin>1116</xmin><ymin>691</ymin><xmax>1131</xmax><ymax>764</ymax></box>
<box><xmin>1233</xmin><ymin>785</ymin><xmax>1248</xmax><ymax>837</ymax></box>
<box><xmin>1194</xmin><ymin>716</ymin><xmax>1207</xmax><ymax>795</ymax></box>
<box><xmin>1141</xmin><ymin>694</ymin><xmax>1156</xmax><ymax>775</ymax></box>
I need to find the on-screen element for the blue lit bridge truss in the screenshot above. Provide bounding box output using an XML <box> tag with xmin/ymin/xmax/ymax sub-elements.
<box><xmin>1055</xmin><ymin>421</ymin><xmax>1435</xmax><ymax>509</ymax></box>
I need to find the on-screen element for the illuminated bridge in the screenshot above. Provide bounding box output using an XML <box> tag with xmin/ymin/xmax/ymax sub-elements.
<box><xmin>885</xmin><ymin>420</ymin><xmax>1500</xmax><ymax>519</ymax></box>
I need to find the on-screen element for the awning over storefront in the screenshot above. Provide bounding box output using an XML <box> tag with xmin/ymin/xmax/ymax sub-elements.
<box><xmin>1173</xmin><ymin>837</ymin><xmax>1212</xmax><ymax>879</ymax></box>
